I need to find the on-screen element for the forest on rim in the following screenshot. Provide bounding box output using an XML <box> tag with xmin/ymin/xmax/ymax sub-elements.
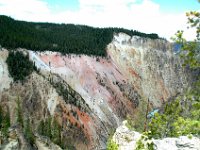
<box><xmin>0</xmin><ymin>15</ymin><xmax>159</xmax><ymax>56</ymax></box>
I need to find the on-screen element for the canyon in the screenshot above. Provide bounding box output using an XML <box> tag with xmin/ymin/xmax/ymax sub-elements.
<box><xmin>0</xmin><ymin>33</ymin><xmax>193</xmax><ymax>149</ymax></box>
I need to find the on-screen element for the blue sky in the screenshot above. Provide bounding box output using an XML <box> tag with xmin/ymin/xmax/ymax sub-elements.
<box><xmin>153</xmin><ymin>0</ymin><xmax>199</xmax><ymax>13</ymax></box>
<box><xmin>0</xmin><ymin>0</ymin><xmax>199</xmax><ymax>40</ymax></box>
<box><xmin>44</xmin><ymin>0</ymin><xmax>79</xmax><ymax>12</ymax></box>
<box><xmin>43</xmin><ymin>0</ymin><xmax>199</xmax><ymax>13</ymax></box>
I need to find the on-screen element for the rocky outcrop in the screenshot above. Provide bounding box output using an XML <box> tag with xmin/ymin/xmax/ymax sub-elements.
<box><xmin>0</xmin><ymin>127</ymin><xmax>62</xmax><ymax>150</ymax></box>
<box><xmin>113</xmin><ymin>121</ymin><xmax>200</xmax><ymax>150</ymax></box>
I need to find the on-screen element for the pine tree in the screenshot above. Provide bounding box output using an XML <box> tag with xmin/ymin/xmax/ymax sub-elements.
<box><xmin>51</xmin><ymin>119</ymin><xmax>62</xmax><ymax>146</ymax></box>
<box><xmin>37</xmin><ymin>120</ymin><xmax>45</xmax><ymax>135</ymax></box>
<box><xmin>24</xmin><ymin>117</ymin><xmax>35</xmax><ymax>146</ymax></box>
<box><xmin>0</xmin><ymin>106</ymin><xmax>10</xmax><ymax>138</ymax></box>
<box><xmin>16</xmin><ymin>96</ymin><xmax>23</xmax><ymax>127</ymax></box>
<box><xmin>47</xmin><ymin>117</ymin><xmax>52</xmax><ymax>138</ymax></box>
<box><xmin>0</xmin><ymin>105</ymin><xmax>3</xmax><ymax>128</ymax></box>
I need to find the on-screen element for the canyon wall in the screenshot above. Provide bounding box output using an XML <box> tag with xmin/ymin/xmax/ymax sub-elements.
<box><xmin>0</xmin><ymin>33</ymin><xmax>191</xmax><ymax>149</ymax></box>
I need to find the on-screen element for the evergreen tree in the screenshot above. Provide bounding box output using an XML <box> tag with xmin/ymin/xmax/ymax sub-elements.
<box><xmin>24</xmin><ymin>117</ymin><xmax>35</xmax><ymax>146</ymax></box>
<box><xmin>51</xmin><ymin>119</ymin><xmax>62</xmax><ymax>146</ymax></box>
<box><xmin>16</xmin><ymin>96</ymin><xmax>23</xmax><ymax>127</ymax></box>
<box><xmin>37</xmin><ymin>119</ymin><xmax>45</xmax><ymax>135</ymax></box>
<box><xmin>0</xmin><ymin>105</ymin><xmax>3</xmax><ymax>128</ymax></box>
<box><xmin>46</xmin><ymin>117</ymin><xmax>52</xmax><ymax>138</ymax></box>
<box><xmin>0</xmin><ymin>106</ymin><xmax>10</xmax><ymax>138</ymax></box>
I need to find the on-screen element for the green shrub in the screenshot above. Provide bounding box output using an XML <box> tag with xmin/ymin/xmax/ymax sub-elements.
<box><xmin>135</xmin><ymin>132</ymin><xmax>154</xmax><ymax>150</ymax></box>
<box><xmin>148</xmin><ymin>96</ymin><xmax>200</xmax><ymax>139</ymax></box>
<box><xmin>107</xmin><ymin>138</ymin><xmax>118</xmax><ymax>150</ymax></box>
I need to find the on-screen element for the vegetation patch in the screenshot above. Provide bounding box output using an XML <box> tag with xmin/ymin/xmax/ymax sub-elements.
<box><xmin>37</xmin><ymin>117</ymin><xmax>62</xmax><ymax>147</ymax></box>
<box><xmin>107</xmin><ymin>137</ymin><xmax>119</xmax><ymax>150</ymax></box>
<box><xmin>6</xmin><ymin>51</ymin><xmax>36</xmax><ymax>81</ymax></box>
<box><xmin>0</xmin><ymin>15</ymin><xmax>159</xmax><ymax>57</ymax></box>
<box><xmin>0</xmin><ymin>105</ymin><xmax>10</xmax><ymax>141</ymax></box>
<box><xmin>135</xmin><ymin>132</ymin><xmax>154</xmax><ymax>150</ymax></box>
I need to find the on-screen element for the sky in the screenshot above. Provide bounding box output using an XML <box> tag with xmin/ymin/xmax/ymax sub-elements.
<box><xmin>0</xmin><ymin>0</ymin><xmax>199</xmax><ymax>40</ymax></box>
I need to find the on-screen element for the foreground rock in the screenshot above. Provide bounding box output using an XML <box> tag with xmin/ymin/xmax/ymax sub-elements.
<box><xmin>113</xmin><ymin>121</ymin><xmax>200</xmax><ymax>150</ymax></box>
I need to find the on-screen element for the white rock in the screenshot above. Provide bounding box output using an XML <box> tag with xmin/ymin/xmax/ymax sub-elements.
<box><xmin>113</xmin><ymin>120</ymin><xmax>200</xmax><ymax>150</ymax></box>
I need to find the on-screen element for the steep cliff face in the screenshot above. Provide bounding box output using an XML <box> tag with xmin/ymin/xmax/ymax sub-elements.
<box><xmin>0</xmin><ymin>33</ymin><xmax>192</xmax><ymax>149</ymax></box>
<box><xmin>107</xmin><ymin>33</ymin><xmax>189</xmax><ymax>107</ymax></box>
<box><xmin>0</xmin><ymin>50</ymin><xmax>12</xmax><ymax>93</ymax></box>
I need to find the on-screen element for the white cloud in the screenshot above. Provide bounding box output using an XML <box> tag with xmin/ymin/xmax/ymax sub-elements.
<box><xmin>0</xmin><ymin>0</ymin><xmax>51</xmax><ymax>22</ymax></box>
<box><xmin>0</xmin><ymin>0</ymin><xmax>197</xmax><ymax>40</ymax></box>
<box><xmin>79</xmin><ymin>0</ymin><xmax>134</xmax><ymax>9</ymax></box>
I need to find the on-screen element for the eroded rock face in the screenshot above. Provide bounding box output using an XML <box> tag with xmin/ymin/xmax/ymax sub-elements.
<box><xmin>0</xmin><ymin>33</ymin><xmax>192</xmax><ymax>149</ymax></box>
<box><xmin>107</xmin><ymin>33</ymin><xmax>190</xmax><ymax>107</ymax></box>
<box><xmin>0</xmin><ymin>49</ymin><xmax>12</xmax><ymax>93</ymax></box>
